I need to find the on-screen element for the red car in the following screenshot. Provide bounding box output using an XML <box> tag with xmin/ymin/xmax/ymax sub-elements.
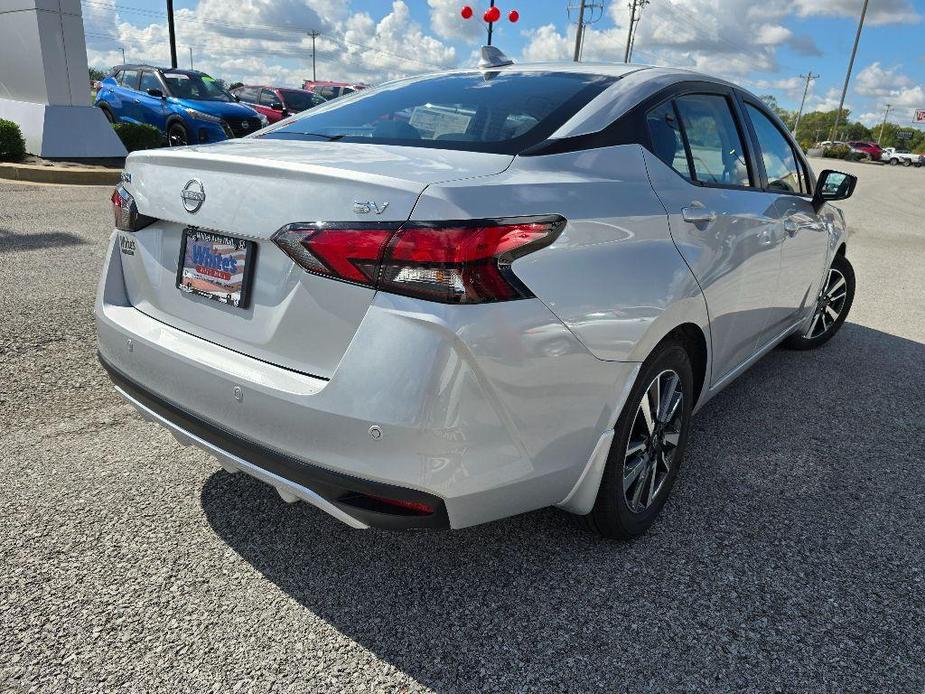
<box><xmin>847</xmin><ymin>141</ymin><xmax>883</xmax><ymax>161</ymax></box>
<box><xmin>231</xmin><ymin>85</ymin><xmax>327</xmax><ymax>124</ymax></box>
<box><xmin>301</xmin><ymin>80</ymin><xmax>368</xmax><ymax>100</ymax></box>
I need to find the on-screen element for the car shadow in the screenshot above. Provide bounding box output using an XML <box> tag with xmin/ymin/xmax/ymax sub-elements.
<box><xmin>0</xmin><ymin>227</ymin><xmax>86</xmax><ymax>254</ymax></box>
<box><xmin>200</xmin><ymin>322</ymin><xmax>925</xmax><ymax>692</ymax></box>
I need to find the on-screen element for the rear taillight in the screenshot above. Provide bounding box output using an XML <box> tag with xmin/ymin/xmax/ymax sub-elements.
<box><xmin>271</xmin><ymin>216</ymin><xmax>564</xmax><ymax>304</ymax></box>
<box><xmin>111</xmin><ymin>185</ymin><xmax>155</xmax><ymax>232</ymax></box>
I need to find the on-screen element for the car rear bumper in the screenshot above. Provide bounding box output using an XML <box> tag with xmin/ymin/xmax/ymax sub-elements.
<box><xmin>96</xmin><ymin>232</ymin><xmax>635</xmax><ymax>529</ymax></box>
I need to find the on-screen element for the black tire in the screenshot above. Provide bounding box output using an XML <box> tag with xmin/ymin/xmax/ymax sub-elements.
<box><xmin>100</xmin><ymin>106</ymin><xmax>114</xmax><ymax>123</ymax></box>
<box><xmin>889</xmin><ymin>158</ymin><xmax>899</xmax><ymax>166</ymax></box>
<box><xmin>902</xmin><ymin>159</ymin><xmax>912</xmax><ymax>167</ymax></box>
<box><xmin>582</xmin><ymin>339</ymin><xmax>693</xmax><ymax>539</ymax></box>
<box><xmin>782</xmin><ymin>253</ymin><xmax>855</xmax><ymax>350</ymax></box>
<box><xmin>167</xmin><ymin>121</ymin><xmax>190</xmax><ymax>147</ymax></box>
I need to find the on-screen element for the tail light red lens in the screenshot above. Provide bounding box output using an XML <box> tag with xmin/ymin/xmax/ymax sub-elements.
<box><xmin>272</xmin><ymin>216</ymin><xmax>564</xmax><ymax>303</ymax></box>
<box><xmin>111</xmin><ymin>185</ymin><xmax>155</xmax><ymax>232</ymax></box>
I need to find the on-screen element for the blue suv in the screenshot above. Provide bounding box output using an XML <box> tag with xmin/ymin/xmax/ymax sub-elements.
<box><xmin>96</xmin><ymin>65</ymin><xmax>268</xmax><ymax>147</ymax></box>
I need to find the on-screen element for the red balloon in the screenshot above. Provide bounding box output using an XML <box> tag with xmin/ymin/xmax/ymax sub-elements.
<box><xmin>460</xmin><ymin>5</ymin><xmax>473</xmax><ymax>18</ymax></box>
<box><xmin>508</xmin><ymin>9</ymin><xmax>519</xmax><ymax>22</ymax></box>
<box><xmin>484</xmin><ymin>6</ymin><xmax>501</xmax><ymax>22</ymax></box>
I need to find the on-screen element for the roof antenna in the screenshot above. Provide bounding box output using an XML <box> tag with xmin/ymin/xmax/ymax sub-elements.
<box><xmin>479</xmin><ymin>45</ymin><xmax>514</xmax><ymax>69</ymax></box>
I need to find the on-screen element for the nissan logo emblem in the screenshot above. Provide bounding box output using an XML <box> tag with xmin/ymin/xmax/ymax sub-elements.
<box><xmin>181</xmin><ymin>179</ymin><xmax>205</xmax><ymax>213</ymax></box>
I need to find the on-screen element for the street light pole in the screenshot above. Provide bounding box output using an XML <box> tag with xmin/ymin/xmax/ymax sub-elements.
<box><xmin>166</xmin><ymin>0</ymin><xmax>178</xmax><ymax>69</ymax></box>
<box><xmin>792</xmin><ymin>71</ymin><xmax>819</xmax><ymax>141</ymax></box>
<box><xmin>829</xmin><ymin>0</ymin><xmax>868</xmax><ymax>142</ymax></box>
<box><xmin>878</xmin><ymin>103</ymin><xmax>892</xmax><ymax>144</ymax></box>
<box><xmin>188</xmin><ymin>47</ymin><xmax>193</xmax><ymax>69</ymax></box>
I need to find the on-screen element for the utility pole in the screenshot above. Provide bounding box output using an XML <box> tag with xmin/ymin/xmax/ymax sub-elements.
<box><xmin>166</xmin><ymin>0</ymin><xmax>178</xmax><ymax>68</ymax></box>
<box><xmin>120</xmin><ymin>47</ymin><xmax>125</xmax><ymax>64</ymax></box>
<box><xmin>830</xmin><ymin>0</ymin><xmax>868</xmax><ymax>142</ymax></box>
<box><xmin>623</xmin><ymin>0</ymin><xmax>637</xmax><ymax>63</ymax></box>
<box><xmin>626</xmin><ymin>0</ymin><xmax>649</xmax><ymax>62</ymax></box>
<box><xmin>308</xmin><ymin>30</ymin><xmax>320</xmax><ymax>82</ymax></box>
<box><xmin>792</xmin><ymin>71</ymin><xmax>819</xmax><ymax>141</ymax></box>
<box><xmin>573</xmin><ymin>0</ymin><xmax>587</xmax><ymax>62</ymax></box>
<box><xmin>877</xmin><ymin>103</ymin><xmax>892</xmax><ymax>144</ymax></box>
<box><xmin>188</xmin><ymin>47</ymin><xmax>193</xmax><ymax>69</ymax></box>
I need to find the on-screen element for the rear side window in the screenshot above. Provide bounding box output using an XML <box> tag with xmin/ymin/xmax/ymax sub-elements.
<box><xmin>674</xmin><ymin>94</ymin><xmax>751</xmax><ymax>187</ymax></box>
<box><xmin>236</xmin><ymin>87</ymin><xmax>257</xmax><ymax>103</ymax></box>
<box><xmin>646</xmin><ymin>101</ymin><xmax>691</xmax><ymax>180</ymax></box>
<box><xmin>261</xmin><ymin>71</ymin><xmax>617</xmax><ymax>155</ymax></box>
<box><xmin>120</xmin><ymin>69</ymin><xmax>140</xmax><ymax>90</ymax></box>
<box><xmin>745</xmin><ymin>104</ymin><xmax>808</xmax><ymax>194</ymax></box>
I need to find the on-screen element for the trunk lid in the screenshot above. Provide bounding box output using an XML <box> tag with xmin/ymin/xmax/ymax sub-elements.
<box><xmin>120</xmin><ymin>139</ymin><xmax>513</xmax><ymax>378</ymax></box>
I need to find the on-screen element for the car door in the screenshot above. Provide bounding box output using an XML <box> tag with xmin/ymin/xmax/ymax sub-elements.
<box><xmin>113</xmin><ymin>68</ymin><xmax>141</xmax><ymax>123</ymax></box>
<box><xmin>136</xmin><ymin>70</ymin><xmax>169</xmax><ymax>132</ymax></box>
<box><xmin>740</xmin><ymin>99</ymin><xmax>830</xmax><ymax>336</ymax></box>
<box><xmin>258</xmin><ymin>89</ymin><xmax>285</xmax><ymax>122</ymax></box>
<box><xmin>645</xmin><ymin>90</ymin><xmax>784</xmax><ymax>384</ymax></box>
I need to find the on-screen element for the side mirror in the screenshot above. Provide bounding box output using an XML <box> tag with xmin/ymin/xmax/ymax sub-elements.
<box><xmin>146</xmin><ymin>88</ymin><xmax>164</xmax><ymax>99</ymax></box>
<box><xmin>813</xmin><ymin>169</ymin><xmax>856</xmax><ymax>209</ymax></box>
<box><xmin>270</xmin><ymin>102</ymin><xmax>284</xmax><ymax>111</ymax></box>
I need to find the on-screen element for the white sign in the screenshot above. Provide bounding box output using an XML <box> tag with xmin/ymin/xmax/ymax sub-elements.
<box><xmin>914</xmin><ymin>109</ymin><xmax>925</xmax><ymax>123</ymax></box>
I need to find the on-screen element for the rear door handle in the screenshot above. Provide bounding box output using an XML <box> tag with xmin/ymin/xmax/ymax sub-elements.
<box><xmin>681</xmin><ymin>206</ymin><xmax>716</xmax><ymax>224</ymax></box>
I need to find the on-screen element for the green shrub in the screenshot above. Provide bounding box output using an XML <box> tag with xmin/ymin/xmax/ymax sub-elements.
<box><xmin>822</xmin><ymin>144</ymin><xmax>861</xmax><ymax>161</ymax></box>
<box><xmin>113</xmin><ymin>122</ymin><xmax>163</xmax><ymax>152</ymax></box>
<box><xmin>0</xmin><ymin>119</ymin><xmax>27</xmax><ymax>162</ymax></box>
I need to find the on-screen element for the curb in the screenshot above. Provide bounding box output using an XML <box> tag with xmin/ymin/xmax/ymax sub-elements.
<box><xmin>0</xmin><ymin>162</ymin><xmax>121</xmax><ymax>186</ymax></box>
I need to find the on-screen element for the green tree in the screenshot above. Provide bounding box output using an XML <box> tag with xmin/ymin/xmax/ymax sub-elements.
<box><xmin>89</xmin><ymin>67</ymin><xmax>106</xmax><ymax>82</ymax></box>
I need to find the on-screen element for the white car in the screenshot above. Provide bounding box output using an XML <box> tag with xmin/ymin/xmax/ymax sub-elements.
<box><xmin>881</xmin><ymin>147</ymin><xmax>923</xmax><ymax>167</ymax></box>
<box><xmin>97</xmin><ymin>52</ymin><xmax>857</xmax><ymax>538</ymax></box>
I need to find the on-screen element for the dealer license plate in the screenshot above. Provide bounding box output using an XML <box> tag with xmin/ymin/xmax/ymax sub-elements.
<box><xmin>176</xmin><ymin>229</ymin><xmax>255</xmax><ymax>308</ymax></box>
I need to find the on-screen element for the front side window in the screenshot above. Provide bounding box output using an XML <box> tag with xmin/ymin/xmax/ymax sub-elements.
<box><xmin>675</xmin><ymin>94</ymin><xmax>751</xmax><ymax>187</ymax></box>
<box><xmin>279</xmin><ymin>89</ymin><xmax>324</xmax><ymax>112</ymax></box>
<box><xmin>646</xmin><ymin>101</ymin><xmax>691</xmax><ymax>180</ymax></box>
<box><xmin>746</xmin><ymin>104</ymin><xmax>807</xmax><ymax>194</ymax></box>
<box><xmin>139</xmin><ymin>71</ymin><xmax>161</xmax><ymax>94</ymax></box>
<box><xmin>162</xmin><ymin>72</ymin><xmax>232</xmax><ymax>102</ymax></box>
<box><xmin>259</xmin><ymin>89</ymin><xmax>278</xmax><ymax>107</ymax></box>
<box><xmin>261</xmin><ymin>71</ymin><xmax>616</xmax><ymax>154</ymax></box>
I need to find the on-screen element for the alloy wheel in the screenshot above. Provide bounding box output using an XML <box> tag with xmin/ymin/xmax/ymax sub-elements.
<box><xmin>168</xmin><ymin>124</ymin><xmax>188</xmax><ymax>147</ymax></box>
<box><xmin>622</xmin><ymin>369</ymin><xmax>684</xmax><ymax>514</ymax></box>
<box><xmin>805</xmin><ymin>267</ymin><xmax>848</xmax><ymax>339</ymax></box>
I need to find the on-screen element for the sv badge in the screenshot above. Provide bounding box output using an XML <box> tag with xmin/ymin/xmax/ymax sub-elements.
<box><xmin>353</xmin><ymin>200</ymin><xmax>390</xmax><ymax>215</ymax></box>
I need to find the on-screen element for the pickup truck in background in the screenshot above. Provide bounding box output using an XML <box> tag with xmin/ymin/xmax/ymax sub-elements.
<box><xmin>881</xmin><ymin>147</ymin><xmax>924</xmax><ymax>167</ymax></box>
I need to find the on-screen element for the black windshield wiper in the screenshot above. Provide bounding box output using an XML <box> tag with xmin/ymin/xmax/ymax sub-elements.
<box><xmin>299</xmin><ymin>132</ymin><xmax>348</xmax><ymax>141</ymax></box>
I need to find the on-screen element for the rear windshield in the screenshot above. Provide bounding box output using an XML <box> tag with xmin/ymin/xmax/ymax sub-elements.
<box><xmin>259</xmin><ymin>71</ymin><xmax>616</xmax><ymax>154</ymax></box>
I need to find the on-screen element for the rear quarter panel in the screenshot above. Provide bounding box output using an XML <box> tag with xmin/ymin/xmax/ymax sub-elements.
<box><xmin>411</xmin><ymin>144</ymin><xmax>710</xmax><ymax>367</ymax></box>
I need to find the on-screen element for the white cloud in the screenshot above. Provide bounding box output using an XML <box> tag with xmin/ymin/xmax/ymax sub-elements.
<box><xmin>793</xmin><ymin>0</ymin><xmax>921</xmax><ymax>25</ymax></box>
<box><xmin>83</xmin><ymin>0</ymin><xmax>456</xmax><ymax>87</ymax></box>
<box><xmin>428</xmin><ymin>0</ymin><xmax>484</xmax><ymax>41</ymax></box>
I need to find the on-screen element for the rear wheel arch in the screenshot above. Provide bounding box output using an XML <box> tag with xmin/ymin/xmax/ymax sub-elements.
<box><xmin>667</xmin><ymin>323</ymin><xmax>707</xmax><ymax>407</ymax></box>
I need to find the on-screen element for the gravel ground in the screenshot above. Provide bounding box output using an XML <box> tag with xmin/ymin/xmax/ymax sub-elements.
<box><xmin>1</xmin><ymin>159</ymin><xmax>923</xmax><ymax>693</ymax></box>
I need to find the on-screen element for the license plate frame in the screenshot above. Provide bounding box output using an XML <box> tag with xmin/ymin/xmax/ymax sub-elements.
<box><xmin>176</xmin><ymin>228</ymin><xmax>256</xmax><ymax>309</ymax></box>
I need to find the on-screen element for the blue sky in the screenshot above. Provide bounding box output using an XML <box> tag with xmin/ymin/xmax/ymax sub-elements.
<box><xmin>82</xmin><ymin>0</ymin><xmax>925</xmax><ymax>128</ymax></box>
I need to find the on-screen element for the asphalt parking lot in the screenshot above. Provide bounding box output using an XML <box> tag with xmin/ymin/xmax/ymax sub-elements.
<box><xmin>1</xmin><ymin>157</ymin><xmax>923</xmax><ymax>693</ymax></box>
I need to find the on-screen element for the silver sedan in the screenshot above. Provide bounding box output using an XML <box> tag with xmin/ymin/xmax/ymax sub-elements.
<box><xmin>97</xmin><ymin>51</ymin><xmax>857</xmax><ymax>538</ymax></box>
